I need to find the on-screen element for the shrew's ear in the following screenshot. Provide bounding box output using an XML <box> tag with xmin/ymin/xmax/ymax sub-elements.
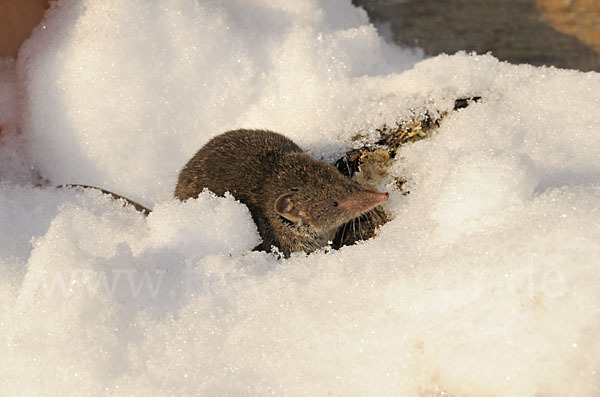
<box><xmin>274</xmin><ymin>192</ymin><xmax>303</xmax><ymax>223</ymax></box>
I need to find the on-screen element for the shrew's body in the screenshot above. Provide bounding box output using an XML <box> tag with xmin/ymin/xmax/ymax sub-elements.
<box><xmin>175</xmin><ymin>129</ymin><xmax>388</xmax><ymax>256</ymax></box>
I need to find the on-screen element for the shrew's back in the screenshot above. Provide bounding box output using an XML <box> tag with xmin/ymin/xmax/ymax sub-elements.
<box><xmin>174</xmin><ymin>129</ymin><xmax>302</xmax><ymax>201</ymax></box>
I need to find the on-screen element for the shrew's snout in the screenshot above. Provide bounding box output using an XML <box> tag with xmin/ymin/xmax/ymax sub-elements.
<box><xmin>338</xmin><ymin>190</ymin><xmax>388</xmax><ymax>213</ymax></box>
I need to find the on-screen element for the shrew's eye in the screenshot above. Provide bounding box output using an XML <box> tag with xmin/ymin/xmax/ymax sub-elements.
<box><xmin>332</xmin><ymin>201</ymin><xmax>338</xmax><ymax>207</ymax></box>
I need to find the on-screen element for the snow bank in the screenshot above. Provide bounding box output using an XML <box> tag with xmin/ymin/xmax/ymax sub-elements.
<box><xmin>1</xmin><ymin>0</ymin><xmax>599</xmax><ymax>395</ymax></box>
<box><xmin>16</xmin><ymin>0</ymin><xmax>421</xmax><ymax>204</ymax></box>
<box><xmin>0</xmin><ymin>59</ymin><xmax>35</xmax><ymax>183</ymax></box>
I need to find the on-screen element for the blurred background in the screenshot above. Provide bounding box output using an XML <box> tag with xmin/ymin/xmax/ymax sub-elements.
<box><xmin>0</xmin><ymin>0</ymin><xmax>48</xmax><ymax>58</ymax></box>
<box><xmin>355</xmin><ymin>0</ymin><xmax>600</xmax><ymax>72</ymax></box>
<box><xmin>1</xmin><ymin>0</ymin><xmax>599</xmax><ymax>72</ymax></box>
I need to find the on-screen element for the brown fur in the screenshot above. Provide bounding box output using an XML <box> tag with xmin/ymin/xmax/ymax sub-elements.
<box><xmin>175</xmin><ymin>129</ymin><xmax>388</xmax><ymax>256</ymax></box>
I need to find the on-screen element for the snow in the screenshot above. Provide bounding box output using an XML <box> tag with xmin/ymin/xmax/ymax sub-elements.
<box><xmin>1</xmin><ymin>0</ymin><xmax>599</xmax><ymax>395</ymax></box>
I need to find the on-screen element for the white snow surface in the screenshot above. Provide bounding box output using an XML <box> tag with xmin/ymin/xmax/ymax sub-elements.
<box><xmin>1</xmin><ymin>0</ymin><xmax>599</xmax><ymax>395</ymax></box>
